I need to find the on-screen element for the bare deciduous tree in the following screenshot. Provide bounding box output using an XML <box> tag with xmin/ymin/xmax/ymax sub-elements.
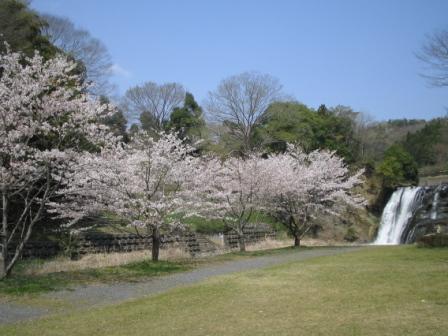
<box><xmin>124</xmin><ymin>82</ymin><xmax>185</xmax><ymax>132</ymax></box>
<box><xmin>41</xmin><ymin>14</ymin><xmax>113</xmax><ymax>95</ymax></box>
<box><xmin>206</xmin><ymin>72</ymin><xmax>282</xmax><ymax>152</ymax></box>
<box><xmin>417</xmin><ymin>29</ymin><xmax>448</xmax><ymax>87</ymax></box>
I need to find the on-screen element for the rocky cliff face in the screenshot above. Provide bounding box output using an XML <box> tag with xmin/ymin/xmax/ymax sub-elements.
<box><xmin>403</xmin><ymin>183</ymin><xmax>448</xmax><ymax>243</ymax></box>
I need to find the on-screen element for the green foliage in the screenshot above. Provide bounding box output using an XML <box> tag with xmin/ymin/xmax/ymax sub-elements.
<box><xmin>317</xmin><ymin>105</ymin><xmax>360</xmax><ymax>162</ymax></box>
<box><xmin>168</xmin><ymin>92</ymin><xmax>205</xmax><ymax>143</ymax></box>
<box><xmin>139</xmin><ymin>111</ymin><xmax>159</xmax><ymax>134</ymax></box>
<box><xmin>104</xmin><ymin>110</ymin><xmax>129</xmax><ymax>141</ymax></box>
<box><xmin>0</xmin><ymin>0</ymin><xmax>57</xmax><ymax>58</ymax></box>
<box><xmin>259</xmin><ymin>102</ymin><xmax>360</xmax><ymax>162</ymax></box>
<box><xmin>387</xmin><ymin>118</ymin><xmax>426</xmax><ymax>127</ymax></box>
<box><xmin>377</xmin><ymin>144</ymin><xmax>419</xmax><ymax>188</ymax></box>
<box><xmin>403</xmin><ymin>118</ymin><xmax>448</xmax><ymax>167</ymax></box>
<box><xmin>100</xmin><ymin>96</ymin><xmax>129</xmax><ymax>142</ymax></box>
<box><xmin>259</xmin><ymin>102</ymin><xmax>320</xmax><ymax>152</ymax></box>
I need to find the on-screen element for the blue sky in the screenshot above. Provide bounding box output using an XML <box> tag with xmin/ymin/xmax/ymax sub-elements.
<box><xmin>31</xmin><ymin>0</ymin><xmax>448</xmax><ymax>120</ymax></box>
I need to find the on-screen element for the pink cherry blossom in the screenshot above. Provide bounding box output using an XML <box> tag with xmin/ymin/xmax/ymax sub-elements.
<box><xmin>0</xmin><ymin>48</ymin><xmax>117</xmax><ymax>278</ymax></box>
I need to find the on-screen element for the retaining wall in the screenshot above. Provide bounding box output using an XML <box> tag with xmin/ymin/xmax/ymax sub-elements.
<box><xmin>11</xmin><ymin>226</ymin><xmax>277</xmax><ymax>260</ymax></box>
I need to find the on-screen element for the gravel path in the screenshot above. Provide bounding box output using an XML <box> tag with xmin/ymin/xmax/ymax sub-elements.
<box><xmin>0</xmin><ymin>246</ymin><xmax>365</xmax><ymax>324</ymax></box>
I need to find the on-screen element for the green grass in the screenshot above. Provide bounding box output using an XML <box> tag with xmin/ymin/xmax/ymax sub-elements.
<box><xmin>0</xmin><ymin>245</ymin><xmax>303</xmax><ymax>297</ymax></box>
<box><xmin>1</xmin><ymin>246</ymin><xmax>447</xmax><ymax>335</ymax></box>
<box><xmin>180</xmin><ymin>211</ymin><xmax>287</xmax><ymax>234</ymax></box>
<box><xmin>0</xmin><ymin>260</ymin><xmax>190</xmax><ymax>296</ymax></box>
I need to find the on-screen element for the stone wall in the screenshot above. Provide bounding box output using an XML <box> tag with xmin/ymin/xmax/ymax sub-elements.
<box><xmin>223</xmin><ymin>226</ymin><xmax>277</xmax><ymax>248</ymax></box>
<box><xmin>11</xmin><ymin>226</ymin><xmax>277</xmax><ymax>260</ymax></box>
<box><xmin>72</xmin><ymin>232</ymin><xmax>201</xmax><ymax>258</ymax></box>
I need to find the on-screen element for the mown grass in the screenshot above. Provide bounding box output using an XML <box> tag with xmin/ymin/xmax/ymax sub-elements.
<box><xmin>1</xmin><ymin>246</ymin><xmax>447</xmax><ymax>335</ymax></box>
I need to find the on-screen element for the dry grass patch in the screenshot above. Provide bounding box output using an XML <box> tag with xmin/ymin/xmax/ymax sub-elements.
<box><xmin>205</xmin><ymin>234</ymin><xmax>226</xmax><ymax>247</ymax></box>
<box><xmin>23</xmin><ymin>251</ymin><xmax>147</xmax><ymax>276</ymax></box>
<box><xmin>246</xmin><ymin>238</ymin><xmax>293</xmax><ymax>251</ymax></box>
<box><xmin>301</xmin><ymin>238</ymin><xmax>362</xmax><ymax>246</ymax></box>
<box><xmin>159</xmin><ymin>246</ymin><xmax>192</xmax><ymax>260</ymax></box>
<box><xmin>23</xmin><ymin>246</ymin><xmax>192</xmax><ymax>276</ymax></box>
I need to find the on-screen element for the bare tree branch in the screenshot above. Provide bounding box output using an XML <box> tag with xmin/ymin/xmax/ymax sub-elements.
<box><xmin>41</xmin><ymin>14</ymin><xmax>114</xmax><ymax>95</ymax></box>
<box><xmin>124</xmin><ymin>82</ymin><xmax>185</xmax><ymax>132</ymax></box>
<box><xmin>417</xmin><ymin>29</ymin><xmax>448</xmax><ymax>87</ymax></box>
<box><xmin>206</xmin><ymin>72</ymin><xmax>282</xmax><ymax>151</ymax></box>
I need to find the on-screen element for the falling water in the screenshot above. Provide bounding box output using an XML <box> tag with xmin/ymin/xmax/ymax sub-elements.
<box><xmin>374</xmin><ymin>187</ymin><xmax>423</xmax><ymax>245</ymax></box>
<box><xmin>430</xmin><ymin>188</ymin><xmax>440</xmax><ymax>220</ymax></box>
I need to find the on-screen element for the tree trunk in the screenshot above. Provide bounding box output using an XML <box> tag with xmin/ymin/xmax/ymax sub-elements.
<box><xmin>151</xmin><ymin>226</ymin><xmax>160</xmax><ymax>262</ymax></box>
<box><xmin>294</xmin><ymin>235</ymin><xmax>301</xmax><ymax>247</ymax></box>
<box><xmin>238</xmin><ymin>232</ymin><xmax>246</xmax><ymax>252</ymax></box>
<box><xmin>1</xmin><ymin>190</ymin><xmax>8</xmax><ymax>279</ymax></box>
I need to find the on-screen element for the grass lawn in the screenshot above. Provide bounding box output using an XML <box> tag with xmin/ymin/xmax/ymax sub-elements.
<box><xmin>0</xmin><ymin>260</ymin><xmax>191</xmax><ymax>296</ymax></box>
<box><xmin>0</xmin><ymin>245</ymin><xmax>299</xmax><ymax>297</ymax></box>
<box><xmin>1</xmin><ymin>245</ymin><xmax>447</xmax><ymax>335</ymax></box>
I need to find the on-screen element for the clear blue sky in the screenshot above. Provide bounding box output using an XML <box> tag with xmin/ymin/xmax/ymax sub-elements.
<box><xmin>31</xmin><ymin>0</ymin><xmax>448</xmax><ymax>121</ymax></box>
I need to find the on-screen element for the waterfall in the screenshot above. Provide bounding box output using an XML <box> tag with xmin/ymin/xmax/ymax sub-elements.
<box><xmin>430</xmin><ymin>187</ymin><xmax>440</xmax><ymax>220</ymax></box>
<box><xmin>374</xmin><ymin>187</ymin><xmax>424</xmax><ymax>245</ymax></box>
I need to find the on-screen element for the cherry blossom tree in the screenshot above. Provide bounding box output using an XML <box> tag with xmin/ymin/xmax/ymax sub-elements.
<box><xmin>0</xmin><ymin>47</ymin><xmax>116</xmax><ymax>278</ymax></box>
<box><xmin>261</xmin><ymin>146</ymin><xmax>365</xmax><ymax>247</ymax></box>
<box><xmin>61</xmin><ymin>132</ymin><xmax>200</xmax><ymax>261</ymax></box>
<box><xmin>191</xmin><ymin>154</ymin><xmax>269</xmax><ymax>252</ymax></box>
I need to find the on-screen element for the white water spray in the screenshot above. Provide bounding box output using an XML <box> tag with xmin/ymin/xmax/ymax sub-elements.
<box><xmin>374</xmin><ymin>187</ymin><xmax>423</xmax><ymax>245</ymax></box>
<box><xmin>430</xmin><ymin>188</ymin><xmax>440</xmax><ymax>220</ymax></box>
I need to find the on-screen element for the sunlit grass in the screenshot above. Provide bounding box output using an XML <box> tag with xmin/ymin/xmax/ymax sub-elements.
<box><xmin>2</xmin><ymin>246</ymin><xmax>447</xmax><ymax>335</ymax></box>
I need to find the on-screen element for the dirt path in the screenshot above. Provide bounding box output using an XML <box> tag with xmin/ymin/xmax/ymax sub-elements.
<box><xmin>0</xmin><ymin>246</ymin><xmax>366</xmax><ymax>324</ymax></box>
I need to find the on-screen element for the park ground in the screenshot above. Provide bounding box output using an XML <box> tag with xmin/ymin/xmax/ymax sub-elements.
<box><xmin>0</xmin><ymin>245</ymin><xmax>447</xmax><ymax>335</ymax></box>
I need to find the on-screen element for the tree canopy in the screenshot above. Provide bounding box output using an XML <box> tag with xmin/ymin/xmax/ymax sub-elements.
<box><xmin>377</xmin><ymin>144</ymin><xmax>419</xmax><ymax>189</ymax></box>
<box><xmin>168</xmin><ymin>92</ymin><xmax>205</xmax><ymax>143</ymax></box>
<box><xmin>0</xmin><ymin>0</ymin><xmax>57</xmax><ymax>58</ymax></box>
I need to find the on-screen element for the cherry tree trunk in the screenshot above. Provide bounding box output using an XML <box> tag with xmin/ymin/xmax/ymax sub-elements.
<box><xmin>151</xmin><ymin>226</ymin><xmax>161</xmax><ymax>262</ymax></box>
<box><xmin>294</xmin><ymin>235</ymin><xmax>301</xmax><ymax>247</ymax></box>
<box><xmin>238</xmin><ymin>233</ymin><xmax>246</xmax><ymax>252</ymax></box>
<box><xmin>1</xmin><ymin>192</ymin><xmax>8</xmax><ymax>279</ymax></box>
<box><xmin>0</xmin><ymin>254</ymin><xmax>4</xmax><ymax>280</ymax></box>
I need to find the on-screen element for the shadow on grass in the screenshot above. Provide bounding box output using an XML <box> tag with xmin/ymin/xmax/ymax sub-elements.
<box><xmin>0</xmin><ymin>260</ymin><xmax>190</xmax><ymax>296</ymax></box>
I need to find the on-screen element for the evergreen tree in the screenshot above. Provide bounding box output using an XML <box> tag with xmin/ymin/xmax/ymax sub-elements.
<box><xmin>0</xmin><ymin>0</ymin><xmax>57</xmax><ymax>58</ymax></box>
<box><xmin>377</xmin><ymin>144</ymin><xmax>419</xmax><ymax>188</ymax></box>
<box><xmin>403</xmin><ymin>118</ymin><xmax>445</xmax><ymax>166</ymax></box>
<box><xmin>168</xmin><ymin>92</ymin><xmax>205</xmax><ymax>142</ymax></box>
<box><xmin>100</xmin><ymin>96</ymin><xmax>129</xmax><ymax>142</ymax></box>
